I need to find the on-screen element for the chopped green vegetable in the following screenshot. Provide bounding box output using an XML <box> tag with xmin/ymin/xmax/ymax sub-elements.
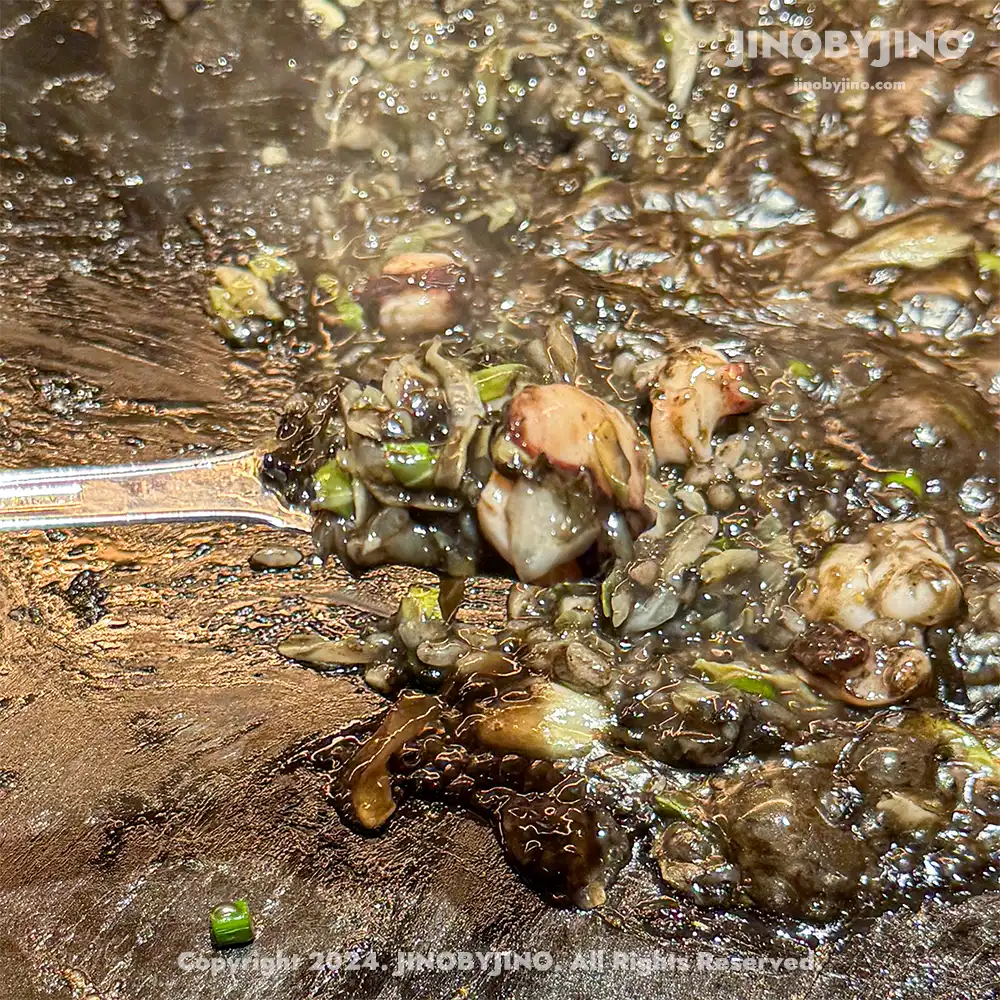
<box><xmin>471</xmin><ymin>363</ymin><xmax>528</xmax><ymax>402</ymax></box>
<box><xmin>695</xmin><ymin>659</ymin><xmax>780</xmax><ymax>700</ymax></box>
<box><xmin>315</xmin><ymin>273</ymin><xmax>341</xmax><ymax>299</ymax></box>
<box><xmin>884</xmin><ymin>469</ymin><xmax>924</xmax><ymax>499</ymax></box>
<box><xmin>707</xmin><ymin>534</ymin><xmax>738</xmax><ymax>552</ymax></box>
<box><xmin>468</xmin><ymin>196</ymin><xmax>518</xmax><ymax>232</ymax></box>
<box><xmin>208</xmin><ymin>284</ymin><xmax>242</xmax><ymax>323</ymax></box>
<box><xmin>903</xmin><ymin>715</ymin><xmax>1000</xmax><ymax>778</ymax></box>
<box><xmin>787</xmin><ymin>360</ymin><xmax>817</xmax><ymax>381</ymax></box>
<box><xmin>975</xmin><ymin>250</ymin><xmax>1000</xmax><ymax>274</ymax></box>
<box><xmin>384</xmin><ymin>441</ymin><xmax>437</xmax><ymax>488</ymax></box>
<box><xmin>313</xmin><ymin>461</ymin><xmax>354</xmax><ymax>517</ymax></box>
<box><xmin>652</xmin><ymin>790</ymin><xmax>699</xmax><ymax>823</ymax></box>
<box><xmin>600</xmin><ymin>575</ymin><xmax>613</xmax><ymax>618</ymax></box>
<box><xmin>210</xmin><ymin>899</ymin><xmax>254</xmax><ymax>948</ymax></box>
<box><xmin>581</xmin><ymin>175</ymin><xmax>615</xmax><ymax>194</ymax></box>
<box><xmin>400</xmin><ymin>583</ymin><xmax>442</xmax><ymax>623</ymax></box>
<box><xmin>333</xmin><ymin>291</ymin><xmax>365</xmax><ymax>331</ymax></box>
<box><xmin>315</xmin><ymin>273</ymin><xmax>365</xmax><ymax>330</ymax></box>
<box><xmin>247</xmin><ymin>252</ymin><xmax>296</xmax><ymax>285</ymax></box>
<box><xmin>384</xmin><ymin>234</ymin><xmax>426</xmax><ymax>258</ymax></box>
<box><xmin>210</xmin><ymin>264</ymin><xmax>284</xmax><ymax>322</ymax></box>
<box><xmin>937</xmin><ymin>723</ymin><xmax>1000</xmax><ymax>777</ymax></box>
<box><xmin>724</xmin><ymin>673</ymin><xmax>778</xmax><ymax>699</ymax></box>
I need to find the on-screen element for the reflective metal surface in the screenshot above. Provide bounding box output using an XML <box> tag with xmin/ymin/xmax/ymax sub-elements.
<box><xmin>0</xmin><ymin>450</ymin><xmax>313</xmax><ymax>534</ymax></box>
<box><xmin>1</xmin><ymin>3</ymin><xmax>997</xmax><ymax>998</ymax></box>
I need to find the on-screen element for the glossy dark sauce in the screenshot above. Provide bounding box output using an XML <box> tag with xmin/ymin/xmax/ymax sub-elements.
<box><xmin>255</xmin><ymin>0</ymin><xmax>999</xmax><ymax>920</ymax></box>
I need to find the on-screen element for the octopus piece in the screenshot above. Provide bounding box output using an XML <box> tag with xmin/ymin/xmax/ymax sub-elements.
<box><xmin>796</xmin><ymin>520</ymin><xmax>962</xmax><ymax>632</ymax></box>
<box><xmin>791</xmin><ymin>520</ymin><xmax>962</xmax><ymax>706</ymax></box>
<box><xmin>478</xmin><ymin>384</ymin><xmax>652</xmax><ymax>581</ymax></box>
<box><xmin>507</xmin><ymin>383</ymin><xmax>648</xmax><ymax>511</ymax></box>
<box><xmin>642</xmin><ymin>348</ymin><xmax>759</xmax><ymax>466</ymax></box>
<box><xmin>477</xmin><ymin>471</ymin><xmax>600</xmax><ymax>582</ymax></box>
<box><xmin>844</xmin><ymin>729</ymin><xmax>938</xmax><ymax>800</ymax></box>
<box><xmin>359</xmin><ymin>252</ymin><xmax>469</xmax><ymax>338</ymax></box>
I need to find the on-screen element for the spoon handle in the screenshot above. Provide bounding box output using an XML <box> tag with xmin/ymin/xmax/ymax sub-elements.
<box><xmin>0</xmin><ymin>450</ymin><xmax>313</xmax><ymax>534</ymax></box>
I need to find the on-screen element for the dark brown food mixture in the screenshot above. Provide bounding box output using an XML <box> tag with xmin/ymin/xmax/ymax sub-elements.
<box><xmin>246</xmin><ymin>0</ymin><xmax>1000</xmax><ymax>920</ymax></box>
<box><xmin>42</xmin><ymin>569</ymin><xmax>110</xmax><ymax>628</ymax></box>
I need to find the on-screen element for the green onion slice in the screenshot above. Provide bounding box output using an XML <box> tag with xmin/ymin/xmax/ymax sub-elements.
<box><xmin>471</xmin><ymin>364</ymin><xmax>528</xmax><ymax>402</ymax></box>
<box><xmin>210</xmin><ymin>899</ymin><xmax>254</xmax><ymax>948</ymax></box>
<box><xmin>884</xmin><ymin>469</ymin><xmax>924</xmax><ymax>498</ymax></box>
<box><xmin>695</xmin><ymin>659</ymin><xmax>780</xmax><ymax>700</ymax></box>
<box><xmin>384</xmin><ymin>441</ymin><xmax>437</xmax><ymax>488</ymax></box>
<box><xmin>313</xmin><ymin>461</ymin><xmax>354</xmax><ymax>517</ymax></box>
<box><xmin>400</xmin><ymin>583</ymin><xmax>442</xmax><ymax>623</ymax></box>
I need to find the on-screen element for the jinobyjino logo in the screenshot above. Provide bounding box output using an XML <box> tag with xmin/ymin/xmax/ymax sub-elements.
<box><xmin>725</xmin><ymin>29</ymin><xmax>973</xmax><ymax>68</ymax></box>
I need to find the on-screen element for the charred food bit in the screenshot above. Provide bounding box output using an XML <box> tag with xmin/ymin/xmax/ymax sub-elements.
<box><xmin>721</xmin><ymin>766</ymin><xmax>874</xmax><ymax>921</ymax></box>
<box><xmin>653</xmin><ymin>819</ymin><xmax>740</xmax><ymax>908</ymax></box>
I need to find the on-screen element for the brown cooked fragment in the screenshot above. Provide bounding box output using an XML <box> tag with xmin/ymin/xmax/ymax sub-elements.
<box><xmin>789</xmin><ymin>623</ymin><xmax>872</xmax><ymax>680</ymax></box>
<box><xmin>498</xmin><ymin>793</ymin><xmax>629</xmax><ymax>909</ymax></box>
<box><xmin>341</xmin><ymin>692</ymin><xmax>442</xmax><ymax>830</ymax></box>
<box><xmin>790</xmin><ymin>623</ymin><xmax>931</xmax><ymax>707</ymax></box>
<box><xmin>358</xmin><ymin>252</ymin><xmax>470</xmax><ymax>338</ymax></box>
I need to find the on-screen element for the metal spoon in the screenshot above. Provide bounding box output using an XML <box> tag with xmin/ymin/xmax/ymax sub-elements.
<box><xmin>0</xmin><ymin>449</ymin><xmax>313</xmax><ymax>534</ymax></box>
<box><xmin>0</xmin><ymin>453</ymin><xmax>514</xmax><ymax>626</ymax></box>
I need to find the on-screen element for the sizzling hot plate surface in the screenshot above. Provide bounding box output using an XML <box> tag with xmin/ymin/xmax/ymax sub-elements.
<box><xmin>1</xmin><ymin>3</ymin><xmax>998</xmax><ymax>997</ymax></box>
